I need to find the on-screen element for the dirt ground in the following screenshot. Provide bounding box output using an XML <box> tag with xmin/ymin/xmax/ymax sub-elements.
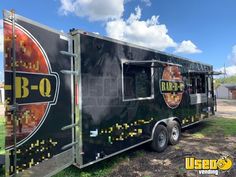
<box><xmin>216</xmin><ymin>99</ymin><xmax>236</xmax><ymax>119</ymax></box>
<box><xmin>107</xmin><ymin>121</ymin><xmax>236</xmax><ymax>177</ymax></box>
<box><xmin>106</xmin><ymin>100</ymin><xmax>236</xmax><ymax>177</ymax></box>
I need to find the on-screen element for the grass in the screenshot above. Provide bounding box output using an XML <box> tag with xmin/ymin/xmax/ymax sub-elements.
<box><xmin>0</xmin><ymin>116</ymin><xmax>5</xmax><ymax>155</ymax></box>
<box><xmin>54</xmin><ymin>154</ymin><xmax>129</xmax><ymax>177</ymax></box>
<box><xmin>54</xmin><ymin>149</ymin><xmax>145</xmax><ymax>177</ymax></box>
<box><xmin>192</xmin><ymin>133</ymin><xmax>205</xmax><ymax>139</ymax></box>
<box><xmin>192</xmin><ymin>117</ymin><xmax>236</xmax><ymax>138</ymax></box>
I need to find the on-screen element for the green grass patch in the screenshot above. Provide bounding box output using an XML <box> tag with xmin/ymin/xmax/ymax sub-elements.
<box><xmin>0</xmin><ymin>116</ymin><xmax>5</xmax><ymax>155</ymax></box>
<box><xmin>134</xmin><ymin>150</ymin><xmax>145</xmax><ymax>157</ymax></box>
<box><xmin>192</xmin><ymin>133</ymin><xmax>205</xmax><ymax>139</ymax></box>
<box><xmin>192</xmin><ymin>117</ymin><xmax>236</xmax><ymax>137</ymax></box>
<box><xmin>54</xmin><ymin>155</ymin><xmax>129</xmax><ymax>177</ymax></box>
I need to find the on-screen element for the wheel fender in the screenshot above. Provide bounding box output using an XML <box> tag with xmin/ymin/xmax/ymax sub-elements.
<box><xmin>151</xmin><ymin>117</ymin><xmax>181</xmax><ymax>140</ymax></box>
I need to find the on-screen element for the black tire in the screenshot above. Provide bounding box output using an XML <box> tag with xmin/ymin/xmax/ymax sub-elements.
<box><xmin>168</xmin><ymin>120</ymin><xmax>181</xmax><ymax>145</ymax></box>
<box><xmin>151</xmin><ymin>124</ymin><xmax>168</xmax><ymax>152</ymax></box>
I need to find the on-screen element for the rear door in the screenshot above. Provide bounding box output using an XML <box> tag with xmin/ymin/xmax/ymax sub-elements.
<box><xmin>3</xmin><ymin>10</ymin><xmax>74</xmax><ymax>176</ymax></box>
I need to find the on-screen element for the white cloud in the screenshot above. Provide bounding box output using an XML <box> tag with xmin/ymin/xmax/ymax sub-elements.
<box><xmin>106</xmin><ymin>6</ymin><xmax>177</xmax><ymax>51</ymax></box>
<box><xmin>58</xmin><ymin>2</ymin><xmax>201</xmax><ymax>54</ymax></box>
<box><xmin>215</xmin><ymin>45</ymin><xmax>236</xmax><ymax>77</ymax></box>
<box><xmin>59</xmin><ymin>0</ymin><xmax>124</xmax><ymax>21</ymax></box>
<box><xmin>175</xmin><ymin>40</ymin><xmax>202</xmax><ymax>54</ymax></box>
<box><xmin>92</xmin><ymin>32</ymin><xmax>100</xmax><ymax>35</ymax></box>
<box><xmin>228</xmin><ymin>45</ymin><xmax>236</xmax><ymax>64</ymax></box>
<box><xmin>0</xmin><ymin>19</ymin><xmax>3</xmax><ymax>53</ymax></box>
<box><xmin>141</xmin><ymin>0</ymin><xmax>151</xmax><ymax>7</ymax></box>
<box><xmin>216</xmin><ymin>65</ymin><xmax>236</xmax><ymax>76</ymax></box>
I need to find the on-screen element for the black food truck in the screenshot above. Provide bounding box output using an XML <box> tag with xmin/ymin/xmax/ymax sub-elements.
<box><xmin>3</xmin><ymin>10</ymin><xmax>217</xmax><ymax>176</ymax></box>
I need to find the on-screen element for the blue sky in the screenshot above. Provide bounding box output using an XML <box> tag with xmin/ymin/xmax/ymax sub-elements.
<box><xmin>1</xmin><ymin>0</ymin><xmax>236</xmax><ymax>82</ymax></box>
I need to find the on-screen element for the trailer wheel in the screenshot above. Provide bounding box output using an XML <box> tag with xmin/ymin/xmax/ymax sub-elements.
<box><xmin>168</xmin><ymin>121</ymin><xmax>181</xmax><ymax>145</ymax></box>
<box><xmin>151</xmin><ymin>124</ymin><xmax>168</xmax><ymax>152</ymax></box>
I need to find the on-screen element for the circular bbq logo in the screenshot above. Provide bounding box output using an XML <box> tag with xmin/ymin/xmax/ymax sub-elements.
<box><xmin>4</xmin><ymin>20</ymin><xmax>60</xmax><ymax>149</ymax></box>
<box><xmin>160</xmin><ymin>66</ymin><xmax>184</xmax><ymax>109</ymax></box>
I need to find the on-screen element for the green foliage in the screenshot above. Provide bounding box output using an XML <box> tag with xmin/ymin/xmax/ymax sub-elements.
<box><xmin>214</xmin><ymin>79</ymin><xmax>221</xmax><ymax>89</ymax></box>
<box><xmin>214</xmin><ymin>75</ymin><xmax>236</xmax><ymax>88</ymax></box>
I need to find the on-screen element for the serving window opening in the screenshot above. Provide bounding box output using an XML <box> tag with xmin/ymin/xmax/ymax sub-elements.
<box><xmin>122</xmin><ymin>62</ymin><xmax>154</xmax><ymax>101</ymax></box>
<box><xmin>189</xmin><ymin>73</ymin><xmax>206</xmax><ymax>94</ymax></box>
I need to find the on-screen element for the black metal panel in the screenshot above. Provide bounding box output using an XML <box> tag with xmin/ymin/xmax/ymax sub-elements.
<box><xmin>79</xmin><ymin>34</ymin><xmax>213</xmax><ymax>165</ymax></box>
<box><xmin>4</xmin><ymin>16</ymin><xmax>72</xmax><ymax>174</ymax></box>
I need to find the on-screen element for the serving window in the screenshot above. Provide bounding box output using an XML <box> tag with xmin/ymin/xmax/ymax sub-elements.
<box><xmin>122</xmin><ymin>62</ymin><xmax>154</xmax><ymax>101</ymax></box>
<box><xmin>189</xmin><ymin>73</ymin><xmax>206</xmax><ymax>94</ymax></box>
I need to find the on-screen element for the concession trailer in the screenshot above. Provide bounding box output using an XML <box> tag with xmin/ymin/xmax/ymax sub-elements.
<box><xmin>3</xmin><ymin>10</ymin><xmax>217</xmax><ymax>176</ymax></box>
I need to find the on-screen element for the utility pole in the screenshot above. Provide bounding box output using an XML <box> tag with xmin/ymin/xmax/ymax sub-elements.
<box><xmin>223</xmin><ymin>63</ymin><xmax>226</xmax><ymax>83</ymax></box>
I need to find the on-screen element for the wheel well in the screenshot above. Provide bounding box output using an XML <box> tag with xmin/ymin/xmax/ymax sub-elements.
<box><xmin>151</xmin><ymin>121</ymin><xmax>167</xmax><ymax>140</ymax></box>
<box><xmin>158</xmin><ymin>121</ymin><xmax>167</xmax><ymax>127</ymax></box>
<box><xmin>173</xmin><ymin>118</ymin><xmax>181</xmax><ymax>127</ymax></box>
<box><xmin>151</xmin><ymin>117</ymin><xmax>181</xmax><ymax>140</ymax></box>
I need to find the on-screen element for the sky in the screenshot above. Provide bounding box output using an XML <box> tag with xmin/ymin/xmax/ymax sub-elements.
<box><xmin>1</xmin><ymin>0</ymin><xmax>236</xmax><ymax>82</ymax></box>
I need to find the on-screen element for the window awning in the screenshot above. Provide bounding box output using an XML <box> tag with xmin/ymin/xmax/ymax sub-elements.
<box><xmin>188</xmin><ymin>70</ymin><xmax>223</xmax><ymax>75</ymax></box>
<box><xmin>121</xmin><ymin>59</ymin><xmax>182</xmax><ymax>67</ymax></box>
